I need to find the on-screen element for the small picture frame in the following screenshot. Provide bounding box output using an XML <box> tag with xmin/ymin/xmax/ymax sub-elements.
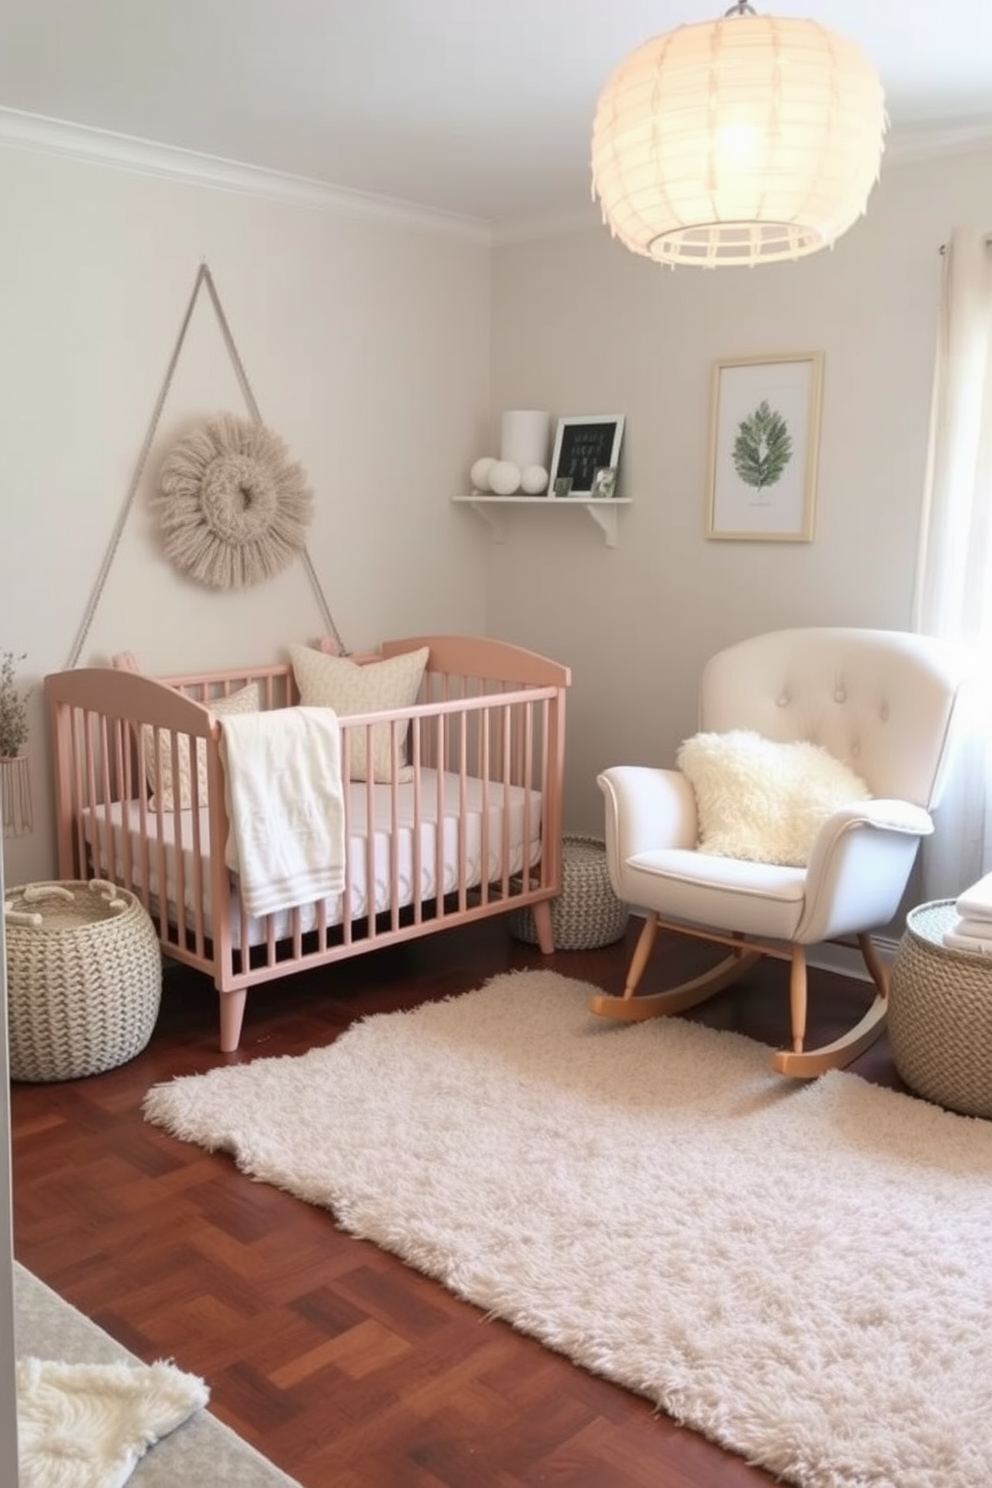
<box><xmin>706</xmin><ymin>352</ymin><xmax>823</xmax><ymax>542</ymax></box>
<box><xmin>590</xmin><ymin>466</ymin><xmax>617</xmax><ymax>499</ymax></box>
<box><xmin>553</xmin><ymin>475</ymin><xmax>573</xmax><ymax>498</ymax></box>
<box><xmin>549</xmin><ymin>415</ymin><xmax>625</xmax><ymax>497</ymax></box>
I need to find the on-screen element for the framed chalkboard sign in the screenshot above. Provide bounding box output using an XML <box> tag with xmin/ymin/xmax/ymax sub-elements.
<box><xmin>548</xmin><ymin>415</ymin><xmax>625</xmax><ymax>497</ymax></box>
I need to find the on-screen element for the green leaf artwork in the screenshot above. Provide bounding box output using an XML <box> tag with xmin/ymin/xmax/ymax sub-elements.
<box><xmin>732</xmin><ymin>400</ymin><xmax>793</xmax><ymax>497</ymax></box>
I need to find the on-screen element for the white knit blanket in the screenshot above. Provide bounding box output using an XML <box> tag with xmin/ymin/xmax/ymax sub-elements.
<box><xmin>220</xmin><ymin>706</ymin><xmax>346</xmax><ymax>917</ymax></box>
<box><xmin>17</xmin><ymin>1356</ymin><xmax>208</xmax><ymax>1488</ymax></box>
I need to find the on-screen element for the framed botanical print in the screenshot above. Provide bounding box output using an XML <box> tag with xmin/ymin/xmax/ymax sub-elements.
<box><xmin>707</xmin><ymin>353</ymin><xmax>823</xmax><ymax>541</ymax></box>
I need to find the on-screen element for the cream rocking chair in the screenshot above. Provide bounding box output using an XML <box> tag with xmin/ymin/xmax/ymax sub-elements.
<box><xmin>594</xmin><ymin>628</ymin><xmax>965</xmax><ymax>1078</ymax></box>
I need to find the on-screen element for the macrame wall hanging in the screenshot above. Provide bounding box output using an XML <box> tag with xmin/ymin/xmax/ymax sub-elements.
<box><xmin>156</xmin><ymin>412</ymin><xmax>313</xmax><ymax>591</ymax></box>
<box><xmin>67</xmin><ymin>261</ymin><xmax>347</xmax><ymax>667</ymax></box>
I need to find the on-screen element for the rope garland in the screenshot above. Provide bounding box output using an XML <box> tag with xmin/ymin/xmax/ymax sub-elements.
<box><xmin>66</xmin><ymin>261</ymin><xmax>347</xmax><ymax>667</ymax></box>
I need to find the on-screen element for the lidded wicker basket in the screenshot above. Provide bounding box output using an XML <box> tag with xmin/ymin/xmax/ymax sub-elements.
<box><xmin>5</xmin><ymin>878</ymin><xmax>162</xmax><ymax>1081</ymax></box>
<box><xmin>888</xmin><ymin>898</ymin><xmax>992</xmax><ymax>1118</ymax></box>
<box><xmin>510</xmin><ymin>835</ymin><xmax>629</xmax><ymax>951</ymax></box>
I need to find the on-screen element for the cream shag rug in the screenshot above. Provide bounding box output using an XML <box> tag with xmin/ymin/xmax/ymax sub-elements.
<box><xmin>143</xmin><ymin>970</ymin><xmax>992</xmax><ymax>1488</ymax></box>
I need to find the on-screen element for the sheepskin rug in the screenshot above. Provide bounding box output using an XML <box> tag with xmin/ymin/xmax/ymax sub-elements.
<box><xmin>17</xmin><ymin>1356</ymin><xmax>207</xmax><ymax>1488</ymax></box>
<box><xmin>143</xmin><ymin>970</ymin><xmax>992</xmax><ymax>1488</ymax></box>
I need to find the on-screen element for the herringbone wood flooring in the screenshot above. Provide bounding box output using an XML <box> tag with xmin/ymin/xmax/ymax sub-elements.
<box><xmin>11</xmin><ymin>920</ymin><xmax>906</xmax><ymax>1486</ymax></box>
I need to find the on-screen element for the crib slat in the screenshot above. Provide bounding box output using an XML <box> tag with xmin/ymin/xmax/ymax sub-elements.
<box><xmin>410</xmin><ymin>716</ymin><xmax>423</xmax><ymax>926</ymax></box>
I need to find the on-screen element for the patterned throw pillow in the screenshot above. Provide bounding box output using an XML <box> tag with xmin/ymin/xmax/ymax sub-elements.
<box><xmin>289</xmin><ymin>645</ymin><xmax>430</xmax><ymax>782</ymax></box>
<box><xmin>676</xmin><ymin>728</ymin><xmax>871</xmax><ymax>867</ymax></box>
<box><xmin>144</xmin><ymin>683</ymin><xmax>260</xmax><ymax>810</ymax></box>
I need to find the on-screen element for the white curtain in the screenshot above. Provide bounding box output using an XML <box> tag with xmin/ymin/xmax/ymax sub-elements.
<box><xmin>913</xmin><ymin>226</ymin><xmax>992</xmax><ymax>898</ymax></box>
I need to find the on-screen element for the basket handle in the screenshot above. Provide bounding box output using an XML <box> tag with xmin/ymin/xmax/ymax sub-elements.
<box><xmin>89</xmin><ymin>878</ymin><xmax>128</xmax><ymax>913</ymax></box>
<box><xmin>3</xmin><ymin>878</ymin><xmax>129</xmax><ymax>927</ymax></box>
<box><xmin>3</xmin><ymin>906</ymin><xmax>43</xmax><ymax>927</ymax></box>
<box><xmin>22</xmin><ymin>883</ymin><xmax>75</xmax><ymax>905</ymax></box>
<box><xmin>3</xmin><ymin>883</ymin><xmax>74</xmax><ymax>928</ymax></box>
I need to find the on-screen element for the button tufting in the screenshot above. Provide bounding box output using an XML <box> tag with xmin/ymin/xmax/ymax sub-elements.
<box><xmin>776</xmin><ymin>693</ymin><xmax>790</xmax><ymax>707</ymax></box>
<box><xmin>834</xmin><ymin>688</ymin><xmax>846</xmax><ymax>703</ymax></box>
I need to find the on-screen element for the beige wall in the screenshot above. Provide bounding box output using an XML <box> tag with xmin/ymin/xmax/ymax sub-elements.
<box><xmin>0</xmin><ymin>144</ymin><xmax>492</xmax><ymax>884</ymax></box>
<box><xmin>3</xmin><ymin>138</ymin><xmax>992</xmax><ymax>878</ymax></box>
<box><xmin>485</xmin><ymin>147</ymin><xmax>992</xmax><ymax>833</ymax></box>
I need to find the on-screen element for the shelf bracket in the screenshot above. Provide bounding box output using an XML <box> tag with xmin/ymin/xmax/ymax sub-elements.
<box><xmin>465</xmin><ymin>499</ymin><xmax>506</xmax><ymax>543</ymax></box>
<box><xmin>582</xmin><ymin>502</ymin><xmax>619</xmax><ymax>548</ymax></box>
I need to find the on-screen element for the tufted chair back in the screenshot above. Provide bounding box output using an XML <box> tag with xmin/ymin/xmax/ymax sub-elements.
<box><xmin>699</xmin><ymin>627</ymin><xmax>961</xmax><ymax>809</ymax></box>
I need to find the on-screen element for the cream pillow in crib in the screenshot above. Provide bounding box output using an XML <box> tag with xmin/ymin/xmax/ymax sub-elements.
<box><xmin>144</xmin><ymin>683</ymin><xmax>260</xmax><ymax>810</ymax></box>
<box><xmin>289</xmin><ymin>644</ymin><xmax>429</xmax><ymax>782</ymax></box>
<box><xmin>676</xmin><ymin>729</ymin><xmax>871</xmax><ymax>867</ymax></box>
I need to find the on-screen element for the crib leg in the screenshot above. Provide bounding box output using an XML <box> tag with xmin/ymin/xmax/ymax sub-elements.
<box><xmin>219</xmin><ymin>990</ymin><xmax>248</xmax><ymax>1053</ymax></box>
<box><xmin>530</xmin><ymin>900</ymin><xmax>555</xmax><ymax>954</ymax></box>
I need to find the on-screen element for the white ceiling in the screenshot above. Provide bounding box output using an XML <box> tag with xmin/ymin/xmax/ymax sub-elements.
<box><xmin>1</xmin><ymin>0</ymin><xmax>990</xmax><ymax>235</ymax></box>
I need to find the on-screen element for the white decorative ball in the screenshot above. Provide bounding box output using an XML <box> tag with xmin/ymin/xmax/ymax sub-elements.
<box><xmin>520</xmin><ymin>464</ymin><xmax>548</xmax><ymax>495</ymax></box>
<box><xmin>470</xmin><ymin>456</ymin><xmax>496</xmax><ymax>492</ymax></box>
<box><xmin>488</xmin><ymin>460</ymin><xmax>522</xmax><ymax>496</ymax></box>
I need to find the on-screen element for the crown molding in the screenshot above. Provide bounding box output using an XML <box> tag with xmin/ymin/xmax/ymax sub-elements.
<box><xmin>2</xmin><ymin>104</ymin><xmax>989</xmax><ymax>251</ymax></box>
<box><xmin>0</xmin><ymin>106</ymin><xmax>493</xmax><ymax>244</ymax></box>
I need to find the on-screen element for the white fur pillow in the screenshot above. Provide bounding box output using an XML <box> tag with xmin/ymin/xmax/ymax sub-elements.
<box><xmin>676</xmin><ymin>729</ymin><xmax>871</xmax><ymax>867</ymax></box>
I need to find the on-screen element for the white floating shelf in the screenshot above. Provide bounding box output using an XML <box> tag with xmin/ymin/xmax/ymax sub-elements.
<box><xmin>453</xmin><ymin>494</ymin><xmax>631</xmax><ymax>548</ymax></box>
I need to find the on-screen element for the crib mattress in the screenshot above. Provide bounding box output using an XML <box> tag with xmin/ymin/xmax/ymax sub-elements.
<box><xmin>83</xmin><ymin>768</ymin><xmax>543</xmax><ymax>949</ymax></box>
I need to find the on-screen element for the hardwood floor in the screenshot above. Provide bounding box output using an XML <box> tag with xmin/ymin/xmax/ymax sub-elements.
<box><xmin>10</xmin><ymin>919</ymin><xmax>909</xmax><ymax>1487</ymax></box>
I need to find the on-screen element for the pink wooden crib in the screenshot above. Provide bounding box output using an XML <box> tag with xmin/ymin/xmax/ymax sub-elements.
<box><xmin>46</xmin><ymin>635</ymin><xmax>570</xmax><ymax>1052</ymax></box>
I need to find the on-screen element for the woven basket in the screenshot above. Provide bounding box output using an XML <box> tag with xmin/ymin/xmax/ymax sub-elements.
<box><xmin>888</xmin><ymin>899</ymin><xmax>992</xmax><ymax>1118</ymax></box>
<box><xmin>509</xmin><ymin>835</ymin><xmax>629</xmax><ymax>951</ymax></box>
<box><xmin>5</xmin><ymin>879</ymin><xmax>162</xmax><ymax>1082</ymax></box>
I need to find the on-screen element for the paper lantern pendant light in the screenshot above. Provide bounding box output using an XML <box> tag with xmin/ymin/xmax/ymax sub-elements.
<box><xmin>591</xmin><ymin>3</ymin><xmax>887</xmax><ymax>267</ymax></box>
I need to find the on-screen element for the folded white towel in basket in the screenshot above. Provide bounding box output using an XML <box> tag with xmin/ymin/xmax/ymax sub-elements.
<box><xmin>220</xmin><ymin>707</ymin><xmax>346</xmax><ymax>918</ymax></box>
<box><xmin>943</xmin><ymin>928</ymin><xmax>992</xmax><ymax>956</ymax></box>
<box><xmin>955</xmin><ymin>871</ymin><xmax>992</xmax><ymax>923</ymax></box>
<box><xmin>950</xmin><ymin>916</ymin><xmax>992</xmax><ymax>942</ymax></box>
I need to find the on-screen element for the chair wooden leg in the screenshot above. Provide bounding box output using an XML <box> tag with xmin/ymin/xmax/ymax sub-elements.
<box><xmin>789</xmin><ymin>945</ymin><xmax>808</xmax><ymax>1055</ymax></box>
<box><xmin>772</xmin><ymin>934</ymin><xmax>889</xmax><ymax>1078</ymax></box>
<box><xmin>858</xmin><ymin>932</ymin><xmax>890</xmax><ymax>997</ymax></box>
<box><xmin>624</xmin><ymin>912</ymin><xmax>658</xmax><ymax>998</ymax></box>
